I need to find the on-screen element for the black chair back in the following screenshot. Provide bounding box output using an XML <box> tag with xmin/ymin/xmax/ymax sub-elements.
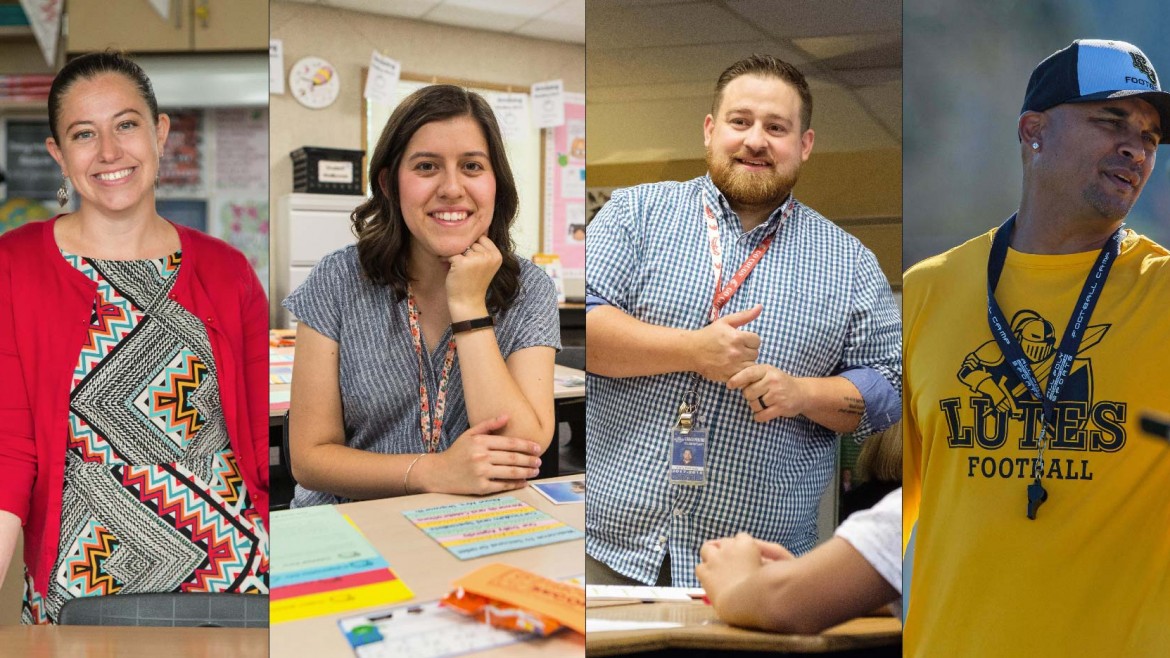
<box><xmin>58</xmin><ymin>593</ymin><xmax>268</xmax><ymax>628</ymax></box>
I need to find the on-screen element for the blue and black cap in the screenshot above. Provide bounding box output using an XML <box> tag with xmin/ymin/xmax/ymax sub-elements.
<box><xmin>1022</xmin><ymin>39</ymin><xmax>1170</xmax><ymax>136</ymax></box>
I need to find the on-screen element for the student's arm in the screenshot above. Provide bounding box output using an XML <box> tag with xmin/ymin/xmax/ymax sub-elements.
<box><xmin>288</xmin><ymin>322</ymin><xmax>543</xmax><ymax>498</ymax></box>
<box><xmin>447</xmin><ymin>236</ymin><xmax>556</xmax><ymax>449</ymax></box>
<box><xmin>0</xmin><ymin>511</ymin><xmax>18</xmax><ymax>588</ymax></box>
<box><xmin>587</xmin><ymin>304</ymin><xmax>762</xmax><ymax>382</ymax></box>
<box><xmin>696</xmin><ymin>533</ymin><xmax>897</xmax><ymax>634</ymax></box>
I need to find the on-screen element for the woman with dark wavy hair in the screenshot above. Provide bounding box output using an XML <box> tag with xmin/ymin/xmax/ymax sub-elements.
<box><xmin>283</xmin><ymin>85</ymin><xmax>559</xmax><ymax>507</ymax></box>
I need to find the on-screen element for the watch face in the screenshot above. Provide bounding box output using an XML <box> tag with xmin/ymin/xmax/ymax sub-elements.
<box><xmin>289</xmin><ymin>56</ymin><xmax>340</xmax><ymax>109</ymax></box>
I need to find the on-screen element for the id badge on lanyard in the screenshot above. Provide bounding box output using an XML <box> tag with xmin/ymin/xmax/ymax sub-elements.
<box><xmin>670</xmin><ymin>396</ymin><xmax>707</xmax><ymax>485</ymax></box>
<box><xmin>669</xmin><ymin>193</ymin><xmax>792</xmax><ymax>486</ymax></box>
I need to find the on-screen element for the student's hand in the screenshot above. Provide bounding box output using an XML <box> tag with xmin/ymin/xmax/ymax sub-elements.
<box><xmin>416</xmin><ymin>414</ymin><xmax>543</xmax><ymax>495</ymax></box>
<box><xmin>696</xmin><ymin>532</ymin><xmax>764</xmax><ymax>607</ymax></box>
<box><xmin>446</xmin><ymin>235</ymin><xmax>502</xmax><ymax>321</ymax></box>
<box><xmin>727</xmin><ymin>364</ymin><xmax>808</xmax><ymax>422</ymax></box>
<box><xmin>690</xmin><ymin>305</ymin><xmax>762</xmax><ymax>383</ymax></box>
<box><xmin>755</xmin><ymin>539</ymin><xmax>795</xmax><ymax>562</ymax></box>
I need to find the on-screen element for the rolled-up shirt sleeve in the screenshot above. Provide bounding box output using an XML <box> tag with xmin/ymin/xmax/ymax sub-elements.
<box><xmin>835</xmin><ymin>245</ymin><xmax>902</xmax><ymax>436</ymax></box>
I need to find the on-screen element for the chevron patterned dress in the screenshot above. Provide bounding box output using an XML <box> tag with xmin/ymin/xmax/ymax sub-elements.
<box><xmin>21</xmin><ymin>251</ymin><xmax>269</xmax><ymax>624</ymax></box>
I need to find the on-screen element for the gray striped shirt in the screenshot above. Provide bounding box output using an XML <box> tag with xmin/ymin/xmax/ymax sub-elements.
<box><xmin>282</xmin><ymin>245</ymin><xmax>561</xmax><ymax>507</ymax></box>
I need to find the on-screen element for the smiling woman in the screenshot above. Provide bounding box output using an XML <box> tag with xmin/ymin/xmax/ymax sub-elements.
<box><xmin>281</xmin><ymin>85</ymin><xmax>560</xmax><ymax>508</ymax></box>
<box><xmin>0</xmin><ymin>52</ymin><xmax>270</xmax><ymax>625</ymax></box>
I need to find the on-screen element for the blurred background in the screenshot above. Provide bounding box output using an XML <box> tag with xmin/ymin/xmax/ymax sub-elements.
<box><xmin>585</xmin><ymin>0</ymin><xmax>903</xmax><ymax>290</ymax></box>
<box><xmin>585</xmin><ymin>0</ymin><xmax>903</xmax><ymax>537</ymax></box>
<box><xmin>904</xmin><ymin>0</ymin><xmax>1170</xmax><ymax>268</ymax></box>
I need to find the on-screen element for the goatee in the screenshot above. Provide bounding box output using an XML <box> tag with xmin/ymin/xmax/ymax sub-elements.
<box><xmin>707</xmin><ymin>145</ymin><xmax>798</xmax><ymax>210</ymax></box>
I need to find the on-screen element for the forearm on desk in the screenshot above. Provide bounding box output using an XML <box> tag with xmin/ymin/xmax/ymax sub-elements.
<box><xmin>454</xmin><ymin>326</ymin><xmax>555</xmax><ymax>450</ymax></box>
<box><xmin>293</xmin><ymin>443</ymin><xmax>427</xmax><ymax>500</ymax></box>
<box><xmin>714</xmin><ymin>537</ymin><xmax>897</xmax><ymax>634</ymax></box>
<box><xmin>585</xmin><ymin>305</ymin><xmax>695</xmax><ymax>378</ymax></box>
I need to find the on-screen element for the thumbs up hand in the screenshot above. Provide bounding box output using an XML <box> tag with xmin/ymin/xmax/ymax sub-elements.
<box><xmin>690</xmin><ymin>304</ymin><xmax>762</xmax><ymax>383</ymax></box>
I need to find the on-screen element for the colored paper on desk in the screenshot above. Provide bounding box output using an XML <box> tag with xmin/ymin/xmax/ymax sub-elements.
<box><xmin>270</xmin><ymin>506</ymin><xmax>413</xmax><ymax>623</ymax></box>
<box><xmin>532</xmin><ymin>479</ymin><xmax>585</xmax><ymax>504</ymax></box>
<box><xmin>555</xmin><ymin>374</ymin><xmax>585</xmax><ymax>387</ymax></box>
<box><xmin>270</xmin><ymin>365</ymin><xmax>293</xmax><ymax>384</ymax></box>
<box><xmin>585</xmin><ymin>585</ymin><xmax>705</xmax><ymax>602</ymax></box>
<box><xmin>270</xmin><ymin>389</ymin><xmax>291</xmax><ymax>410</ymax></box>
<box><xmin>338</xmin><ymin>599</ymin><xmax>533</xmax><ymax>658</ymax></box>
<box><xmin>452</xmin><ymin>563</ymin><xmax>586</xmax><ymax>634</ymax></box>
<box><xmin>403</xmin><ymin>496</ymin><xmax>582</xmax><ymax>560</ymax></box>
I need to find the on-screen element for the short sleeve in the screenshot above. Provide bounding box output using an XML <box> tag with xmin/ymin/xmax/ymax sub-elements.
<box><xmin>281</xmin><ymin>247</ymin><xmax>357</xmax><ymax>342</ymax></box>
<box><xmin>585</xmin><ymin>188</ymin><xmax>640</xmax><ymax>313</ymax></box>
<box><xmin>834</xmin><ymin>488</ymin><xmax>902</xmax><ymax>594</ymax></box>
<box><xmin>498</xmin><ymin>261</ymin><xmax>561</xmax><ymax>357</ymax></box>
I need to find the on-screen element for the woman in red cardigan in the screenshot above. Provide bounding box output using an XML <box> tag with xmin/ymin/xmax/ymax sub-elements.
<box><xmin>0</xmin><ymin>52</ymin><xmax>269</xmax><ymax>624</ymax></box>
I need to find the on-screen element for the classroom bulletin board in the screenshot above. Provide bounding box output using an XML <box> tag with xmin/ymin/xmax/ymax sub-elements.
<box><xmin>541</xmin><ymin>93</ymin><xmax>585</xmax><ymax>279</ymax></box>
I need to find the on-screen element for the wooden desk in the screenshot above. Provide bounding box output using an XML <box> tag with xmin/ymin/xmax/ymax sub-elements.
<box><xmin>586</xmin><ymin>602</ymin><xmax>901</xmax><ymax>657</ymax></box>
<box><xmin>0</xmin><ymin>625</ymin><xmax>266</xmax><ymax>657</ymax></box>
<box><xmin>270</xmin><ymin>476</ymin><xmax>586</xmax><ymax>657</ymax></box>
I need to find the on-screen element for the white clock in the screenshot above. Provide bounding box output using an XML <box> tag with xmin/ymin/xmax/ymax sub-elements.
<box><xmin>289</xmin><ymin>56</ymin><xmax>340</xmax><ymax>109</ymax></box>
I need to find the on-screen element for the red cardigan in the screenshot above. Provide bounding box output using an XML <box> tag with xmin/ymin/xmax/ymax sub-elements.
<box><xmin>0</xmin><ymin>218</ymin><xmax>269</xmax><ymax>597</ymax></box>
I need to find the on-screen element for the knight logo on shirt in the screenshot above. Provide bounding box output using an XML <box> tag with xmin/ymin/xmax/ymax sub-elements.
<box><xmin>939</xmin><ymin>309</ymin><xmax>1127</xmax><ymax>482</ymax></box>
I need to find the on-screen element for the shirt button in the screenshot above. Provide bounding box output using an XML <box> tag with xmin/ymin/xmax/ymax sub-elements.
<box><xmin>673</xmin><ymin>509</ymin><xmax>685</xmax><ymax>517</ymax></box>
<box><xmin>658</xmin><ymin>535</ymin><xmax>667</xmax><ymax>544</ymax></box>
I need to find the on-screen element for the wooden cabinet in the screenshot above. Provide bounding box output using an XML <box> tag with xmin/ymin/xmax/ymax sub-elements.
<box><xmin>194</xmin><ymin>0</ymin><xmax>267</xmax><ymax>50</ymax></box>
<box><xmin>67</xmin><ymin>0</ymin><xmax>266</xmax><ymax>53</ymax></box>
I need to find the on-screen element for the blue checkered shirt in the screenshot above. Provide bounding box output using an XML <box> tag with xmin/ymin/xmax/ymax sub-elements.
<box><xmin>585</xmin><ymin>175</ymin><xmax>902</xmax><ymax>586</ymax></box>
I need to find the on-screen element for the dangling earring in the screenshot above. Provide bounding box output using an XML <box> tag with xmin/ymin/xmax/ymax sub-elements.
<box><xmin>57</xmin><ymin>177</ymin><xmax>70</xmax><ymax>207</ymax></box>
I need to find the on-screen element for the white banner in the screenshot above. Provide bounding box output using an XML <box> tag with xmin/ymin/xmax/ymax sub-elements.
<box><xmin>18</xmin><ymin>0</ymin><xmax>62</xmax><ymax>67</ymax></box>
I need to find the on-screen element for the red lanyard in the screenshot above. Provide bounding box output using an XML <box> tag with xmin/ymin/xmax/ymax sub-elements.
<box><xmin>406</xmin><ymin>286</ymin><xmax>457</xmax><ymax>453</ymax></box>
<box><xmin>703</xmin><ymin>194</ymin><xmax>793</xmax><ymax>322</ymax></box>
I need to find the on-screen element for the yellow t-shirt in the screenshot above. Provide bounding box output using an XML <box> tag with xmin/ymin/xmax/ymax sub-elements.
<box><xmin>903</xmin><ymin>228</ymin><xmax>1170</xmax><ymax>657</ymax></box>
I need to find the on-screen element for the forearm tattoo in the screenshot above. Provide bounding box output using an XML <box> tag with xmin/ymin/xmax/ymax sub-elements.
<box><xmin>837</xmin><ymin>396</ymin><xmax>865</xmax><ymax>416</ymax></box>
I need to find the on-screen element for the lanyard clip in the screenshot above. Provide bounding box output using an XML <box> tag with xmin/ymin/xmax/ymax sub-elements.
<box><xmin>674</xmin><ymin>381</ymin><xmax>700</xmax><ymax>434</ymax></box>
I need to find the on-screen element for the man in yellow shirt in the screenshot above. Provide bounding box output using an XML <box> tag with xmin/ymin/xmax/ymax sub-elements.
<box><xmin>904</xmin><ymin>39</ymin><xmax>1170</xmax><ymax>656</ymax></box>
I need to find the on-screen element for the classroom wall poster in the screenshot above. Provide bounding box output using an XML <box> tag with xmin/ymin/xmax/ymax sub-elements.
<box><xmin>158</xmin><ymin>110</ymin><xmax>207</xmax><ymax>196</ymax></box>
<box><xmin>542</xmin><ymin>93</ymin><xmax>585</xmax><ymax>278</ymax></box>
<box><xmin>212</xmin><ymin>108</ymin><xmax>270</xmax><ymax>292</ymax></box>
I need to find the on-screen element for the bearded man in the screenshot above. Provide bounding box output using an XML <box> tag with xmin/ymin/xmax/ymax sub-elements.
<box><xmin>585</xmin><ymin>54</ymin><xmax>902</xmax><ymax>587</ymax></box>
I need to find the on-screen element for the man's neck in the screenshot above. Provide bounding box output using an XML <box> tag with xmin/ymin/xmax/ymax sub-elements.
<box><xmin>1012</xmin><ymin>205</ymin><xmax>1123</xmax><ymax>255</ymax></box>
<box><xmin>729</xmin><ymin>202</ymin><xmax>772</xmax><ymax>232</ymax></box>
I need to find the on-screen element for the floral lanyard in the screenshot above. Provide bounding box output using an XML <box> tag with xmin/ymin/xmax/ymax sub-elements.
<box><xmin>406</xmin><ymin>285</ymin><xmax>457</xmax><ymax>453</ymax></box>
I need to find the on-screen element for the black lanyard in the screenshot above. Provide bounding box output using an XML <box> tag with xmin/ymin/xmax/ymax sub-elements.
<box><xmin>986</xmin><ymin>214</ymin><xmax>1122</xmax><ymax>519</ymax></box>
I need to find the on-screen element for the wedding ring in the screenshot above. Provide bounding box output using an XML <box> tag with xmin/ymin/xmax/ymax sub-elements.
<box><xmin>758</xmin><ymin>395</ymin><xmax>767</xmax><ymax>410</ymax></box>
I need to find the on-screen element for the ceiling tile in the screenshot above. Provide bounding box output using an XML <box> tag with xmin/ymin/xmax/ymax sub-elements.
<box><xmin>516</xmin><ymin>0</ymin><xmax>585</xmax><ymax>43</ymax></box>
<box><xmin>587</xmin><ymin>41</ymin><xmax>809</xmax><ymax>87</ymax></box>
<box><xmin>726</xmin><ymin>0</ymin><xmax>900</xmax><ymax>38</ymax></box>
<box><xmin>793</xmin><ymin>31</ymin><xmax>901</xmax><ymax>61</ymax></box>
<box><xmin>586</xmin><ymin>1</ymin><xmax>765</xmax><ymax>50</ymax></box>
